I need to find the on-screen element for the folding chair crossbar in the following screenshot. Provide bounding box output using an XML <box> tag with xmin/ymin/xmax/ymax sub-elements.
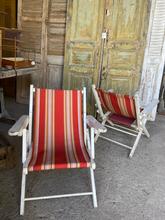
<box><xmin>104</xmin><ymin>124</ymin><xmax>138</xmax><ymax>137</ymax></box>
<box><xmin>99</xmin><ymin>135</ymin><xmax>133</xmax><ymax>149</ymax></box>
<box><xmin>111</xmin><ymin>123</ymin><xmax>145</xmax><ymax>135</ymax></box>
<box><xmin>24</xmin><ymin>192</ymin><xmax>93</xmax><ymax>201</ymax></box>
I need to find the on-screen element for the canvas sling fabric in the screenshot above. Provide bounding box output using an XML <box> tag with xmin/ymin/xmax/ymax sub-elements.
<box><xmin>29</xmin><ymin>88</ymin><xmax>90</xmax><ymax>171</ymax></box>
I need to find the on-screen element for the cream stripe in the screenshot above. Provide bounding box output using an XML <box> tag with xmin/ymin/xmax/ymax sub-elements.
<box><xmin>41</xmin><ymin>90</ymin><xmax>48</xmax><ymax>170</ymax></box>
<box><xmin>118</xmin><ymin>95</ymin><xmax>129</xmax><ymax>117</ymax></box>
<box><xmin>104</xmin><ymin>93</ymin><xmax>115</xmax><ymax>113</ymax></box>
<box><xmin>122</xmin><ymin>96</ymin><xmax>129</xmax><ymax>117</ymax></box>
<box><xmin>64</xmin><ymin>91</ymin><xmax>70</xmax><ymax>168</ymax></box>
<box><xmin>45</xmin><ymin>90</ymin><xmax>53</xmax><ymax>170</ymax></box>
<box><xmin>70</xmin><ymin>91</ymin><xmax>79</xmax><ymax>168</ymax></box>
<box><xmin>66</xmin><ymin>91</ymin><xmax>77</xmax><ymax>168</ymax></box>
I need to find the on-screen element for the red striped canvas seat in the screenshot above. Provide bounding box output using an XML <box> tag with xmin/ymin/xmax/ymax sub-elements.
<box><xmin>97</xmin><ymin>89</ymin><xmax>137</xmax><ymax>127</ymax></box>
<box><xmin>28</xmin><ymin>89</ymin><xmax>90</xmax><ymax>171</ymax></box>
<box><xmin>108</xmin><ymin>114</ymin><xmax>136</xmax><ymax>127</ymax></box>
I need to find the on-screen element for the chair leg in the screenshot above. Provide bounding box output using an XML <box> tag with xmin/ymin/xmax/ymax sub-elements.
<box><xmin>142</xmin><ymin>126</ymin><xmax>150</xmax><ymax>138</ymax></box>
<box><xmin>94</xmin><ymin>119</ymin><xmax>106</xmax><ymax>143</ymax></box>
<box><xmin>94</xmin><ymin>131</ymin><xmax>100</xmax><ymax>143</ymax></box>
<box><xmin>90</xmin><ymin>168</ymin><xmax>98</xmax><ymax>208</ymax></box>
<box><xmin>20</xmin><ymin>169</ymin><xmax>27</xmax><ymax>215</ymax></box>
<box><xmin>129</xmin><ymin>131</ymin><xmax>142</xmax><ymax>158</ymax></box>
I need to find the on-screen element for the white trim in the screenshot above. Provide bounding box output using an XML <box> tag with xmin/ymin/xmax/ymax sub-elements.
<box><xmin>90</xmin><ymin>168</ymin><xmax>98</xmax><ymax>208</ymax></box>
<box><xmin>20</xmin><ymin>169</ymin><xmax>26</xmax><ymax>215</ymax></box>
<box><xmin>22</xmin><ymin>129</ymin><xmax>27</xmax><ymax>164</ymax></box>
<box><xmin>129</xmin><ymin>131</ymin><xmax>143</xmax><ymax>158</ymax></box>
<box><xmin>90</xmin><ymin>128</ymin><xmax>95</xmax><ymax>159</ymax></box>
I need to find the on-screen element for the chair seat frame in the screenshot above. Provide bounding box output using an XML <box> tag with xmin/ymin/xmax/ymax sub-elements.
<box><xmin>9</xmin><ymin>85</ymin><xmax>106</xmax><ymax>215</ymax></box>
<box><xmin>92</xmin><ymin>85</ymin><xmax>158</xmax><ymax>158</ymax></box>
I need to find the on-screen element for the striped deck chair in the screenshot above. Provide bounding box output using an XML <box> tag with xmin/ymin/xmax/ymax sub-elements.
<box><xmin>8</xmin><ymin>85</ymin><xmax>106</xmax><ymax>215</ymax></box>
<box><xmin>92</xmin><ymin>85</ymin><xmax>158</xmax><ymax>158</ymax></box>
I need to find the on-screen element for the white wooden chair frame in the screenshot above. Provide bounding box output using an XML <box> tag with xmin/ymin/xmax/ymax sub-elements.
<box><xmin>8</xmin><ymin>85</ymin><xmax>106</xmax><ymax>215</ymax></box>
<box><xmin>92</xmin><ymin>85</ymin><xmax>159</xmax><ymax>158</ymax></box>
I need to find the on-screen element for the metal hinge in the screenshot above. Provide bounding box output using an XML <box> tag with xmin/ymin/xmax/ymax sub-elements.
<box><xmin>106</xmin><ymin>9</ymin><xmax>110</xmax><ymax>16</ymax></box>
<box><xmin>102</xmin><ymin>32</ymin><xmax>107</xmax><ymax>39</ymax></box>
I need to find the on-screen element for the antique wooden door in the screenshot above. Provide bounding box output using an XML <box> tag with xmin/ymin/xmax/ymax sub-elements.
<box><xmin>101</xmin><ymin>0</ymin><xmax>149</xmax><ymax>94</ymax></box>
<box><xmin>63</xmin><ymin>0</ymin><xmax>105</xmax><ymax>110</ymax></box>
<box><xmin>63</xmin><ymin>0</ymin><xmax>149</xmax><ymax>96</ymax></box>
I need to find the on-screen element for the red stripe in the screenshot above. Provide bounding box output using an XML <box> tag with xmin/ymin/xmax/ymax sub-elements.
<box><xmin>54</xmin><ymin>90</ymin><xmax>68</xmax><ymax>169</ymax></box>
<box><xmin>33</xmin><ymin>89</ymin><xmax>46</xmax><ymax>171</ymax></box>
<box><xmin>109</xmin><ymin>93</ymin><xmax>121</xmax><ymax>115</ymax></box>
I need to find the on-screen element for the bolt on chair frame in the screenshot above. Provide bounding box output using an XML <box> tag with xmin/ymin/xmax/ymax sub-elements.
<box><xmin>8</xmin><ymin>85</ymin><xmax>106</xmax><ymax>215</ymax></box>
<box><xmin>92</xmin><ymin>85</ymin><xmax>159</xmax><ymax>158</ymax></box>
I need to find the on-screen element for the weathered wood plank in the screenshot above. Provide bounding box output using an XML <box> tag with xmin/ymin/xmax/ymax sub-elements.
<box><xmin>47</xmin><ymin>0</ymin><xmax>67</xmax><ymax>56</ymax></box>
<box><xmin>18</xmin><ymin>0</ymin><xmax>67</xmax><ymax>88</ymax></box>
<box><xmin>0</xmin><ymin>30</ymin><xmax>2</xmax><ymax>67</ymax></box>
<box><xmin>40</xmin><ymin>0</ymin><xmax>49</xmax><ymax>86</ymax></box>
<box><xmin>17</xmin><ymin>0</ymin><xmax>23</xmax><ymax>29</ymax></box>
<box><xmin>0</xmin><ymin>67</ymin><xmax>39</xmax><ymax>79</ymax></box>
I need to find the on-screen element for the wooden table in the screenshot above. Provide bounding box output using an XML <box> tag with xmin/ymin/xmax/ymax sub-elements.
<box><xmin>0</xmin><ymin>66</ymin><xmax>38</xmax><ymax>121</ymax></box>
<box><xmin>0</xmin><ymin>66</ymin><xmax>38</xmax><ymax>79</ymax></box>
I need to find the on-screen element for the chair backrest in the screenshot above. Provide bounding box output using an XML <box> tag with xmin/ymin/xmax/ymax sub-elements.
<box><xmin>29</xmin><ymin>88</ymin><xmax>87</xmax><ymax>164</ymax></box>
<box><xmin>96</xmin><ymin>88</ymin><xmax>137</xmax><ymax>119</ymax></box>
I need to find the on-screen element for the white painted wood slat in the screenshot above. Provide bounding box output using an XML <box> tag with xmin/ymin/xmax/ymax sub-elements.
<box><xmin>140</xmin><ymin>0</ymin><xmax>165</xmax><ymax>120</ymax></box>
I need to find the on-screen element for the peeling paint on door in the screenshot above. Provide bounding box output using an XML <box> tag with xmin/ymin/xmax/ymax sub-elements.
<box><xmin>101</xmin><ymin>0</ymin><xmax>150</xmax><ymax>95</ymax></box>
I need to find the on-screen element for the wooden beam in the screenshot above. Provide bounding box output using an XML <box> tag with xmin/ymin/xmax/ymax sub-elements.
<box><xmin>0</xmin><ymin>30</ymin><xmax>2</xmax><ymax>67</ymax></box>
<box><xmin>40</xmin><ymin>0</ymin><xmax>49</xmax><ymax>87</ymax></box>
<box><xmin>17</xmin><ymin>0</ymin><xmax>23</xmax><ymax>29</ymax></box>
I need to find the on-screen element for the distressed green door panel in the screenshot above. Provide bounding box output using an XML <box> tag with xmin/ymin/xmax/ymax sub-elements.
<box><xmin>70</xmin><ymin>1</ymin><xmax>102</xmax><ymax>41</ymax></box>
<box><xmin>63</xmin><ymin>0</ymin><xmax>105</xmax><ymax>111</ymax></box>
<box><xmin>101</xmin><ymin>0</ymin><xmax>149</xmax><ymax>95</ymax></box>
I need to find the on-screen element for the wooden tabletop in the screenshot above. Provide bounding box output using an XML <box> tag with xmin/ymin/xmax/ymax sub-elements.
<box><xmin>0</xmin><ymin>66</ymin><xmax>38</xmax><ymax>79</ymax></box>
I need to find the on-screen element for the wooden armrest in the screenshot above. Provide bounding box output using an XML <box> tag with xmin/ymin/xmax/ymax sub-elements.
<box><xmin>141</xmin><ymin>99</ymin><xmax>159</xmax><ymax>115</ymax></box>
<box><xmin>8</xmin><ymin>115</ymin><xmax>29</xmax><ymax>136</ymax></box>
<box><xmin>86</xmin><ymin>115</ymin><xmax>107</xmax><ymax>133</ymax></box>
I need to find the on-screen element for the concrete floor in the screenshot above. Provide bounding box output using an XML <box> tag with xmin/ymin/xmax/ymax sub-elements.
<box><xmin>0</xmin><ymin>99</ymin><xmax>165</xmax><ymax>220</ymax></box>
